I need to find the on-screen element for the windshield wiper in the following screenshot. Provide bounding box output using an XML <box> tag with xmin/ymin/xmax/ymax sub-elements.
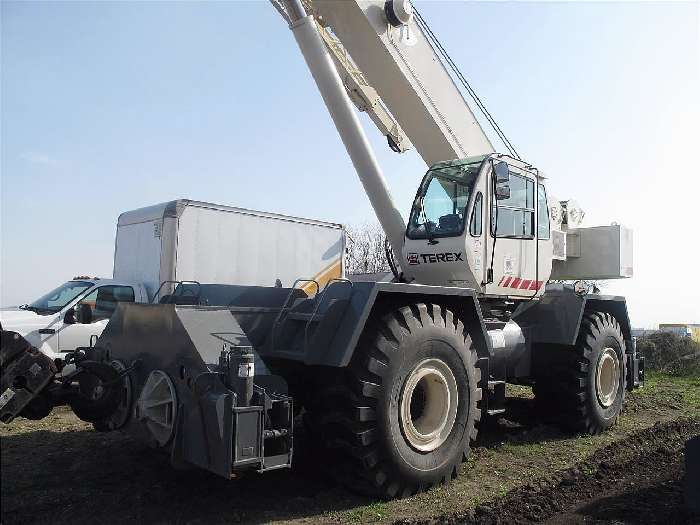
<box><xmin>19</xmin><ymin>304</ymin><xmax>38</xmax><ymax>311</ymax></box>
<box><xmin>20</xmin><ymin>304</ymin><xmax>54</xmax><ymax>314</ymax></box>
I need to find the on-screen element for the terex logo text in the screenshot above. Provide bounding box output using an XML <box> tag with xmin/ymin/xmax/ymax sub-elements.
<box><xmin>407</xmin><ymin>252</ymin><xmax>464</xmax><ymax>265</ymax></box>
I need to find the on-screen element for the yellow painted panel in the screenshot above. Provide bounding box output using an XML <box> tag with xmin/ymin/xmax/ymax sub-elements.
<box><xmin>300</xmin><ymin>259</ymin><xmax>343</xmax><ymax>295</ymax></box>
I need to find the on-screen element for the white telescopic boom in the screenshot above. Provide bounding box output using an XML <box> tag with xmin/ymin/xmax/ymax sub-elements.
<box><xmin>283</xmin><ymin>0</ymin><xmax>407</xmax><ymax>264</ymax></box>
<box><xmin>311</xmin><ymin>0</ymin><xmax>495</xmax><ymax>165</ymax></box>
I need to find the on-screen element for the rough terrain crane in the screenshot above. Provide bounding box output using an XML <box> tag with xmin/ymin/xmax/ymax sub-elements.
<box><xmin>1</xmin><ymin>0</ymin><xmax>642</xmax><ymax>499</ymax></box>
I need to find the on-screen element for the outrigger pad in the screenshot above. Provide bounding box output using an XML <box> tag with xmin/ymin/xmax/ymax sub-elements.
<box><xmin>0</xmin><ymin>330</ymin><xmax>57</xmax><ymax>423</ymax></box>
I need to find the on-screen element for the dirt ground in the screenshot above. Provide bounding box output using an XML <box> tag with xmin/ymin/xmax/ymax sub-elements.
<box><xmin>1</xmin><ymin>373</ymin><xmax>698</xmax><ymax>525</ymax></box>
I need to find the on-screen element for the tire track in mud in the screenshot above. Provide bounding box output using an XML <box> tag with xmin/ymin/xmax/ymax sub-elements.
<box><xmin>397</xmin><ymin>418</ymin><xmax>700</xmax><ymax>524</ymax></box>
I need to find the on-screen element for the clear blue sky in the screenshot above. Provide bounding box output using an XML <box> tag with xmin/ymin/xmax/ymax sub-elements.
<box><xmin>1</xmin><ymin>1</ymin><xmax>698</xmax><ymax>328</ymax></box>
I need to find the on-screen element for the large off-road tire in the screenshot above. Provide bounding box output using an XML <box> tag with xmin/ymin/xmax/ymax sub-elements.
<box><xmin>535</xmin><ymin>311</ymin><xmax>626</xmax><ymax>434</ymax></box>
<box><xmin>306</xmin><ymin>303</ymin><xmax>481</xmax><ymax>499</ymax></box>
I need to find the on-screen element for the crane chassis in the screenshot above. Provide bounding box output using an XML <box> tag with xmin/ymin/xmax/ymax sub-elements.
<box><xmin>0</xmin><ymin>0</ymin><xmax>643</xmax><ymax>499</ymax></box>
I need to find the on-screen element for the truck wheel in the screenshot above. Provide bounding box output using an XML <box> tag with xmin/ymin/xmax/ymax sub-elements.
<box><xmin>537</xmin><ymin>312</ymin><xmax>626</xmax><ymax>434</ymax></box>
<box><xmin>308</xmin><ymin>303</ymin><xmax>481</xmax><ymax>499</ymax></box>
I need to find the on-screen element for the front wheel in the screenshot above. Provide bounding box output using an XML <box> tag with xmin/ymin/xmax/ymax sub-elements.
<box><xmin>306</xmin><ymin>303</ymin><xmax>481</xmax><ymax>499</ymax></box>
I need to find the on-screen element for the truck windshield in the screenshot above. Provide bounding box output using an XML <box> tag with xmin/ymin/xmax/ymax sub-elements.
<box><xmin>407</xmin><ymin>158</ymin><xmax>484</xmax><ymax>240</ymax></box>
<box><xmin>27</xmin><ymin>281</ymin><xmax>93</xmax><ymax>313</ymax></box>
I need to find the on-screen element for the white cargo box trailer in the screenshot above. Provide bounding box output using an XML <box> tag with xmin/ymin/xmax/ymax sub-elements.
<box><xmin>113</xmin><ymin>199</ymin><xmax>345</xmax><ymax>300</ymax></box>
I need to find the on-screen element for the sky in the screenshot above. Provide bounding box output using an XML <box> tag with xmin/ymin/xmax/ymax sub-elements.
<box><xmin>1</xmin><ymin>0</ymin><xmax>698</xmax><ymax>328</ymax></box>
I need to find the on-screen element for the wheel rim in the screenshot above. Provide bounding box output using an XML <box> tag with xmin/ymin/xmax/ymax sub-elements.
<box><xmin>596</xmin><ymin>348</ymin><xmax>620</xmax><ymax>408</ymax></box>
<box><xmin>400</xmin><ymin>358</ymin><xmax>458</xmax><ymax>452</ymax></box>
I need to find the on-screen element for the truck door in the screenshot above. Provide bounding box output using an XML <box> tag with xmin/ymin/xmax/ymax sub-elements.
<box><xmin>58</xmin><ymin>285</ymin><xmax>135</xmax><ymax>353</ymax></box>
<box><xmin>484</xmin><ymin>164</ymin><xmax>541</xmax><ymax>297</ymax></box>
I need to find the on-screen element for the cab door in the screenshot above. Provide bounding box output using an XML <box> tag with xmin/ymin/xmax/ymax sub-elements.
<box><xmin>57</xmin><ymin>285</ymin><xmax>135</xmax><ymax>353</ymax></box>
<box><xmin>484</xmin><ymin>164</ymin><xmax>541</xmax><ymax>297</ymax></box>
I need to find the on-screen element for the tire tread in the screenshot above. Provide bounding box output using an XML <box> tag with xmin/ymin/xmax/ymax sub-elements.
<box><xmin>307</xmin><ymin>303</ymin><xmax>481</xmax><ymax>499</ymax></box>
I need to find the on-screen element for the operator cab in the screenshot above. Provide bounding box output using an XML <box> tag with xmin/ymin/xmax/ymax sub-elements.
<box><xmin>402</xmin><ymin>154</ymin><xmax>553</xmax><ymax>298</ymax></box>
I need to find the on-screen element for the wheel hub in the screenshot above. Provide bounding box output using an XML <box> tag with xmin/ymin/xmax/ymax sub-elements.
<box><xmin>596</xmin><ymin>348</ymin><xmax>619</xmax><ymax>408</ymax></box>
<box><xmin>135</xmin><ymin>370</ymin><xmax>177</xmax><ymax>446</ymax></box>
<box><xmin>400</xmin><ymin>358</ymin><xmax>458</xmax><ymax>452</ymax></box>
<box><xmin>94</xmin><ymin>360</ymin><xmax>132</xmax><ymax>431</ymax></box>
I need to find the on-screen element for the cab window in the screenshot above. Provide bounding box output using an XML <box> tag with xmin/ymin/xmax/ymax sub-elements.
<box><xmin>406</xmin><ymin>158</ymin><xmax>482</xmax><ymax>240</ymax></box>
<box><xmin>77</xmin><ymin>285</ymin><xmax>135</xmax><ymax>322</ymax></box>
<box><xmin>407</xmin><ymin>175</ymin><xmax>472</xmax><ymax>238</ymax></box>
<box><xmin>491</xmin><ymin>172</ymin><xmax>535</xmax><ymax>238</ymax></box>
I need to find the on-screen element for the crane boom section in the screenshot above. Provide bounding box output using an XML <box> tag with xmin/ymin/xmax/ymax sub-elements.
<box><xmin>310</xmin><ymin>0</ymin><xmax>494</xmax><ymax>165</ymax></box>
<box><xmin>272</xmin><ymin>0</ymin><xmax>412</xmax><ymax>153</ymax></box>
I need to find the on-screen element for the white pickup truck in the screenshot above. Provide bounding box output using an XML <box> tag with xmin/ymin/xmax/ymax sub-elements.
<box><xmin>0</xmin><ymin>278</ymin><xmax>149</xmax><ymax>361</ymax></box>
<box><xmin>1</xmin><ymin>199</ymin><xmax>345</xmax><ymax>361</ymax></box>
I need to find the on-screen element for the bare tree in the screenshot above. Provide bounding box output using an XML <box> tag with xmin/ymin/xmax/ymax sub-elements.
<box><xmin>550</xmin><ymin>279</ymin><xmax>606</xmax><ymax>293</ymax></box>
<box><xmin>346</xmin><ymin>224</ymin><xmax>390</xmax><ymax>275</ymax></box>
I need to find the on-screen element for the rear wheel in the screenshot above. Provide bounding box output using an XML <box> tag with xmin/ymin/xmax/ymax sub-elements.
<box><xmin>535</xmin><ymin>312</ymin><xmax>626</xmax><ymax>434</ymax></box>
<box><xmin>306</xmin><ymin>303</ymin><xmax>481</xmax><ymax>499</ymax></box>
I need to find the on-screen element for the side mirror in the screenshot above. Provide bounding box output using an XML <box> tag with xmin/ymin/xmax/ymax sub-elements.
<box><xmin>493</xmin><ymin>161</ymin><xmax>511</xmax><ymax>200</ymax></box>
<box><xmin>64</xmin><ymin>307</ymin><xmax>76</xmax><ymax>325</ymax></box>
<box><xmin>493</xmin><ymin>161</ymin><xmax>510</xmax><ymax>184</ymax></box>
<box><xmin>75</xmin><ymin>303</ymin><xmax>93</xmax><ymax>324</ymax></box>
<box><xmin>495</xmin><ymin>184</ymin><xmax>511</xmax><ymax>200</ymax></box>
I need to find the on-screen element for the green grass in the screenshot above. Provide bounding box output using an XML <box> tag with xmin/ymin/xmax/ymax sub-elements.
<box><xmin>346</xmin><ymin>501</ymin><xmax>390</xmax><ymax>523</ymax></box>
<box><xmin>638</xmin><ymin>370</ymin><xmax>700</xmax><ymax>416</ymax></box>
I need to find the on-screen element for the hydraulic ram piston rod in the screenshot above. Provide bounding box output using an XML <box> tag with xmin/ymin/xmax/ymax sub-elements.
<box><xmin>282</xmin><ymin>0</ymin><xmax>407</xmax><ymax>265</ymax></box>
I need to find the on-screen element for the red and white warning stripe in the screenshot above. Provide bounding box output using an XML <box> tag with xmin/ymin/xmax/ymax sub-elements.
<box><xmin>498</xmin><ymin>276</ymin><xmax>544</xmax><ymax>291</ymax></box>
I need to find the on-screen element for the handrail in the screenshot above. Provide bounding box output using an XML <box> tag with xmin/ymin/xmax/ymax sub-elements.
<box><xmin>152</xmin><ymin>280</ymin><xmax>180</xmax><ymax>303</ymax></box>
<box><xmin>152</xmin><ymin>280</ymin><xmax>203</xmax><ymax>304</ymax></box>
<box><xmin>270</xmin><ymin>279</ymin><xmax>319</xmax><ymax>351</ymax></box>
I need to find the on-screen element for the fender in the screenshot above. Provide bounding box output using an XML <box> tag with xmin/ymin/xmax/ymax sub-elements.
<box><xmin>296</xmin><ymin>281</ymin><xmax>492</xmax><ymax>367</ymax></box>
<box><xmin>511</xmin><ymin>285</ymin><xmax>632</xmax><ymax>346</ymax></box>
